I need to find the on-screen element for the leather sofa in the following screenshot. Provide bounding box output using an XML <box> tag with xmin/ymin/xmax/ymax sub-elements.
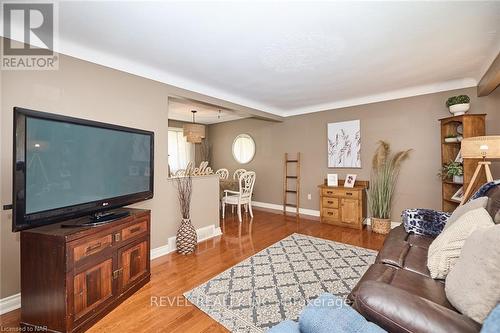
<box><xmin>347</xmin><ymin>184</ymin><xmax>500</xmax><ymax>333</ymax></box>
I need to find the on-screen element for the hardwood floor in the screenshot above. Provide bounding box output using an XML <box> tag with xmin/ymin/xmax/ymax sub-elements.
<box><xmin>0</xmin><ymin>209</ymin><xmax>386</xmax><ymax>332</ymax></box>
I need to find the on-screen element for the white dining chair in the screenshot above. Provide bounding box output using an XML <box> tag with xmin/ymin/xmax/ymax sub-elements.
<box><xmin>233</xmin><ymin>168</ymin><xmax>246</xmax><ymax>181</ymax></box>
<box><xmin>222</xmin><ymin>171</ymin><xmax>256</xmax><ymax>222</ymax></box>
<box><xmin>215</xmin><ymin>168</ymin><xmax>229</xmax><ymax>180</ymax></box>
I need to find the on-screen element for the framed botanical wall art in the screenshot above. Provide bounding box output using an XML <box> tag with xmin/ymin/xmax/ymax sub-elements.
<box><xmin>327</xmin><ymin>120</ymin><xmax>361</xmax><ymax>168</ymax></box>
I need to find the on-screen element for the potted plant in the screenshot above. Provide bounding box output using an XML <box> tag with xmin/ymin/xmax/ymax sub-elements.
<box><xmin>369</xmin><ymin>141</ymin><xmax>412</xmax><ymax>234</ymax></box>
<box><xmin>439</xmin><ymin>161</ymin><xmax>464</xmax><ymax>184</ymax></box>
<box><xmin>446</xmin><ymin>95</ymin><xmax>470</xmax><ymax>116</ymax></box>
<box><xmin>174</xmin><ymin>175</ymin><xmax>197</xmax><ymax>254</ymax></box>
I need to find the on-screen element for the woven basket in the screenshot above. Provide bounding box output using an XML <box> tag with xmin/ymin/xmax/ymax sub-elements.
<box><xmin>176</xmin><ymin>218</ymin><xmax>197</xmax><ymax>254</ymax></box>
<box><xmin>372</xmin><ymin>218</ymin><xmax>391</xmax><ymax>235</ymax></box>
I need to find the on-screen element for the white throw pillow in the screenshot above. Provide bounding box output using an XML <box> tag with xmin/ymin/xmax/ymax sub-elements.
<box><xmin>443</xmin><ymin>197</ymin><xmax>488</xmax><ymax>231</ymax></box>
<box><xmin>445</xmin><ymin>225</ymin><xmax>500</xmax><ymax>323</ymax></box>
<box><xmin>427</xmin><ymin>207</ymin><xmax>494</xmax><ymax>279</ymax></box>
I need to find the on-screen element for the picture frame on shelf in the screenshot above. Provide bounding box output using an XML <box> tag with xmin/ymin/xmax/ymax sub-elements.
<box><xmin>344</xmin><ymin>174</ymin><xmax>357</xmax><ymax>188</ymax></box>
<box><xmin>327</xmin><ymin>174</ymin><xmax>339</xmax><ymax>187</ymax></box>
<box><xmin>454</xmin><ymin>149</ymin><xmax>463</xmax><ymax>163</ymax></box>
<box><xmin>451</xmin><ymin>187</ymin><xmax>464</xmax><ymax>202</ymax></box>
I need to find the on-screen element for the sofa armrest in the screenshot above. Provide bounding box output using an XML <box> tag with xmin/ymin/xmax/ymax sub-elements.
<box><xmin>355</xmin><ymin>281</ymin><xmax>480</xmax><ymax>333</ymax></box>
<box><xmin>401</xmin><ymin>208</ymin><xmax>450</xmax><ymax>237</ymax></box>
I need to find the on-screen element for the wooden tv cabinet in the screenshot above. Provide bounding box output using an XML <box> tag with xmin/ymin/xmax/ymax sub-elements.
<box><xmin>20</xmin><ymin>208</ymin><xmax>151</xmax><ymax>333</ymax></box>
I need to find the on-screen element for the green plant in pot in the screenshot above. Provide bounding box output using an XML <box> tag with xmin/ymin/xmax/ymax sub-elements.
<box><xmin>439</xmin><ymin>161</ymin><xmax>464</xmax><ymax>184</ymax></box>
<box><xmin>369</xmin><ymin>141</ymin><xmax>412</xmax><ymax>234</ymax></box>
<box><xmin>446</xmin><ymin>95</ymin><xmax>470</xmax><ymax>116</ymax></box>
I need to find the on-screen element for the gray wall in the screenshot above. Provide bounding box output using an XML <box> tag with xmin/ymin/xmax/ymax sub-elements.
<box><xmin>208</xmin><ymin>87</ymin><xmax>500</xmax><ymax>218</ymax></box>
<box><xmin>1</xmin><ymin>53</ymin><xmax>219</xmax><ymax>298</ymax></box>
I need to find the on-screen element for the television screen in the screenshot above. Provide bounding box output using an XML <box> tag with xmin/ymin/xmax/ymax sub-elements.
<box><xmin>13</xmin><ymin>108</ymin><xmax>154</xmax><ymax>231</ymax></box>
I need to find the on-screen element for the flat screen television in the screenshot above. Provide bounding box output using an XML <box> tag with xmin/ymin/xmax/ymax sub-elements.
<box><xmin>12</xmin><ymin>107</ymin><xmax>154</xmax><ymax>231</ymax></box>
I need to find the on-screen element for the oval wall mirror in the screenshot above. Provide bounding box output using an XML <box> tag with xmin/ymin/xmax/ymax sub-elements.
<box><xmin>232</xmin><ymin>134</ymin><xmax>255</xmax><ymax>164</ymax></box>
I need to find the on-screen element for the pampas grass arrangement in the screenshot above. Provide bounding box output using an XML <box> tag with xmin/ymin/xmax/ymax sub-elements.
<box><xmin>369</xmin><ymin>141</ymin><xmax>412</xmax><ymax>223</ymax></box>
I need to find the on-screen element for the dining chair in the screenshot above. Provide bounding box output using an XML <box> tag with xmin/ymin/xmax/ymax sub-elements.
<box><xmin>233</xmin><ymin>168</ymin><xmax>247</xmax><ymax>180</ymax></box>
<box><xmin>222</xmin><ymin>171</ymin><xmax>256</xmax><ymax>222</ymax></box>
<box><xmin>215</xmin><ymin>168</ymin><xmax>229</xmax><ymax>180</ymax></box>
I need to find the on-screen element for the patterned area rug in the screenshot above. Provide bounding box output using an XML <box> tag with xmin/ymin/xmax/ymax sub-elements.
<box><xmin>184</xmin><ymin>233</ymin><xmax>377</xmax><ymax>333</ymax></box>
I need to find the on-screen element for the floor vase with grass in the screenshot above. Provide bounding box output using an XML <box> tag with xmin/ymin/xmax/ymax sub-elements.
<box><xmin>177</xmin><ymin>218</ymin><xmax>197</xmax><ymax>254</ymax></box>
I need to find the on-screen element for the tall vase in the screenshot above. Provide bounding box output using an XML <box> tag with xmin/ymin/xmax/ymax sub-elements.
<box><xmin>176</xmin><ymin>218</ymin><xmax>197</xmax><ymax>254</ymax></box>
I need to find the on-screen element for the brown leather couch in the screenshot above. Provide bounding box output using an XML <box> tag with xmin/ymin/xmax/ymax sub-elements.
<box><xmin>347</xmin><ymin>185</ymin><xmax>500</xmax><ymax>333</ymax></box>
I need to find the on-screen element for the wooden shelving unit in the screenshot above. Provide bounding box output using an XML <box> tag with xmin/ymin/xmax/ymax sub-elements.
<box><xmin>439</xmin><ymin>114</ymin><xmax>486</xmax><ymax>212</ymax></box>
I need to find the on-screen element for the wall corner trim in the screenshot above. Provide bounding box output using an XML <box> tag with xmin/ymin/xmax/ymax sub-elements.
<box><xmin>0</xmin><ymin>224</ymin><xmax>223</xmax><ymax>315</ymax></box>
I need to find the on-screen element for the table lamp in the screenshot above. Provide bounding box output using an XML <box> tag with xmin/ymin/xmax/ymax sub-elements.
<box><xmin>460</xmin><ymin>136</ymin><xmax>500</xmax><ymax>205</ymax></box>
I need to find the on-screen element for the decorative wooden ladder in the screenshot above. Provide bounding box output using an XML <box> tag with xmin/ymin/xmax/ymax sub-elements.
<box><xmin>283</xmin><ymin>153</ymin><xmax>301</xmax><ymax>215</ymax></box>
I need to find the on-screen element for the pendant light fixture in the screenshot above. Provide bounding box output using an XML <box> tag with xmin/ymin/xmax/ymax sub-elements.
<box><xmin>183</xmin><ymin>110</ymin><xmax>206</xmax><ymax>143</ymax></box>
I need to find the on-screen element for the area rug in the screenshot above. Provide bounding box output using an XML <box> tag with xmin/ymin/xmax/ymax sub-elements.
<box><xmin>184</xmin><ymin>233</ymin><xmax>377</xmax><ymax>333</ymax></box>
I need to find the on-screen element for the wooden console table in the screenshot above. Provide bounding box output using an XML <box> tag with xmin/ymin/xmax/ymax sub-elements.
<box><xmin>318</xmin><ymin>181</ymin><xmax>368</xmax><ymax>229</ymax></box>
<box><xmin>20</xmin><ymin>208</ymin><xmax>151</xmax><ymax>333</ymax></box>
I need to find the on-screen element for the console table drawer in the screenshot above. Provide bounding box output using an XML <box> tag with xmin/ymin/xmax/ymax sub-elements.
<box><xmin>322</xmin><ymin>188</ymin><xmax>359</xmax><ymax>198</ymax></box>
<box><xmin>322</xmin><ymin>208</ymin><xmax>339</xmax><ymax>220</ymax></box>
<box><xmin>73</xmin><ymin>234</ymin><xmax>113</xmax><ymax>262</ymax></box>
<box><xmin>337</xmin><ymin>189</ymin><xmax>359</xmax><ymax>198</ymax></box>
<box><xmin>121</xmin><ymin>220</ymin><xmax>148</xmax><ymax>241</ymax></box>
<box><xmin>321</xmin><ymin>188</ymin><xmax>337</xmax><ymax>197</ymax></box>
<box><xmin>322</xmin><ymin>197</ymin><xmax>339</xmax><ymax>208</ymax></box>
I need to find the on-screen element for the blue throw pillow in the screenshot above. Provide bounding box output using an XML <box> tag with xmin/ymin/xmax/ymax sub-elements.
<box><xmin>481</xmin><ymin>303</ymin><xmax>500</xmax><ymax>333</ymax></box>
<box><xmin>299</xmin><ymin>293</ymin><xmax>385</xmax><ymax>333</ymax></box>
<box><xmin>267</xmin><ymin>320</ymin><xmax>301</xmax><ymax>333</ymax></box>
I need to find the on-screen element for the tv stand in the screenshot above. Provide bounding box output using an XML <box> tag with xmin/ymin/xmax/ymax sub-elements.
<box><xmin>61</xmin><ymin>210</ymin><xmax>131</xmax><ymax>228</ymax></box>
<box><xmin>20</xmin><ymin>208</ymin><xmax>150</xmax><ymax>333</ymax></box>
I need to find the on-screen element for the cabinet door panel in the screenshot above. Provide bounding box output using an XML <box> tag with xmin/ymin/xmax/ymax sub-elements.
<box><xmin>73</xmin><ymin>258</ymin><xmax>113</xmax><ymax>320</ymax></box>
<box><xmin>119</xmin><ymin>240</ymin><xmax>149</xmax><ymax>293</ymax></box>
<box><xmin>341</xmin><ymin>198</ymin><xmax>359</xmax><ymax>224</ymax></box>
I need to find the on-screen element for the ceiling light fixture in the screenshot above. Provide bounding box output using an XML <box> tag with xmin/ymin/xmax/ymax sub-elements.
<box><xmin>183</xmin><ymin>110</ymin><xmax>205</xmax><ymax>143</ymax></box>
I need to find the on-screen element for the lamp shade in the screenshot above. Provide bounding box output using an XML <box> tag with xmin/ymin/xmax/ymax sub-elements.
<box><xmin>461</xmin><ymin>136</ymin><xmax>500</xmax><ymax>159</ymax></box>
<box><xmin>183</xmin><ymin>123</ymin><xmax>206</xmax><ymax>143</ymax></box>
<box><xmin>183</xmin><ymin>109</ymin><xmax>206</xmax><ymax>143</ymax></box>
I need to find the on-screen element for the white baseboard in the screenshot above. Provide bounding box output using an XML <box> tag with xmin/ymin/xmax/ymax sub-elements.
<box><xmin>0</xmin><ymin>293</ymin><xmax>20</xmax><ymax>315</ymax></box>
<box><xmin>0</xmin><ymin>224</ymin><xmax>223</xmax><ymax>315</ymax></box>
<box><xmin>252</xmin><ymin>201</ymin><xmax>320</xmax><ymax>217</ymax></box>
<box><xmin>151</xmin><ymin>224</ymin><xmax>222</xmax><ymax>260</ymax></box>
<box><xmin>251</xmin><ymin>201</ymin><xmax>402</xmax><ymax>229</ymax></box>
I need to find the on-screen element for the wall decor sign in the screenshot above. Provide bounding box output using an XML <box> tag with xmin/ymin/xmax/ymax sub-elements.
<box><xmin>327</xmin><ymin>120</ymin><xmax>361</xmax><ymax>168</ymax></box>
<box><xmin>184</xmin><ymin>161</ymin><xmax>214</xmax><ymax>176</ymax></box>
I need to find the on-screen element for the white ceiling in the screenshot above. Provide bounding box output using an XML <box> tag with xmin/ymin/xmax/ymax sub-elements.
<box><xmin>9</xmin><ymin>1</ymin><xmax>500</xmax><ymax>116</ymax></box>
<box><xmin>168</xmin><ymin>98</ymin><xmax>247</xmax><ymax>124</ymax></box>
